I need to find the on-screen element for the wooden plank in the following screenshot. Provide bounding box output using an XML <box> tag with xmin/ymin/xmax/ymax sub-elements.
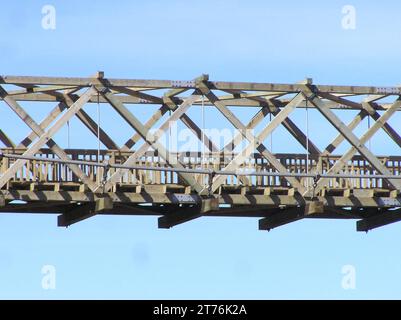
<box><xmin>8</xmin><ymin>91</ymin><xmax>399</xmax><ymax>110</ymax></box>
<box><xmin>0</xmin><ymin>129</ymin><xmax>16</xmax><ymax>148</ymax></box>
<box><xmin>3</xmin><ymin>92</ymin><xmax>260</xmax><ymax>107</ymax></box>
<box><xmin>143</xmin><ymin>185</ymin><xmax>167</xmax><ymax>194</ymax></box>
<box><xmin>304</xmin><ymin>201</ymin><xmax>324</xmax><ymax>215</ymax></box>
<box><xmin>95</xmin><ymin>197</ymin><xmax>113</xmax><ymax>212</ymax></box>
<box><xmin>8</xmin><ymin>85</ymin><xmax>79</xmax><ymax>95</ymax></box>
<box><xmin>353</xmin><ymin>189</ymin><xmax>374</xmax><ymax>198</ymax></box>
<box><xmin>2</xmin><ymin>75</ymin><xmax>400</xmax><ymax>94</ymax></box>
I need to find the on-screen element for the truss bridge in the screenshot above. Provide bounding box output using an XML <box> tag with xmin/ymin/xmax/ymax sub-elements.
<box><xmin>1</xmin><ymin>73</ymin><xmax>401</xmax><ymax>231</ymax></box>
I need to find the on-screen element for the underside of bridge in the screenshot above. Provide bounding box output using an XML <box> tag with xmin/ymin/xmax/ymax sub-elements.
<box><xmin>1</xmin><ymin>73</ymin><xmax>401</xmax><ymax>231</ymax></box>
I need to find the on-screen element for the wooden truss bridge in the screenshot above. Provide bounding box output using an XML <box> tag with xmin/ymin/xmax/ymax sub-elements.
<box><xmin>1</xmin><ymin>73</ymin><xmax>401</xmax><ymax>231</ymax></box>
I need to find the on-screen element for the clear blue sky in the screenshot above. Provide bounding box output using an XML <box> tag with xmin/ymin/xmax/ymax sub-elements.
<box><xmin>1</xmin><ymin>0</ymin><xmax>401</xmax><ymax>299</ymax></box>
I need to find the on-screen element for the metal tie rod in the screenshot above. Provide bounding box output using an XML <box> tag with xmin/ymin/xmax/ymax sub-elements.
<box><xmin>1</xmin><ymin>151</ymin><xmax>401</xmax><ymax>180</ymax></box>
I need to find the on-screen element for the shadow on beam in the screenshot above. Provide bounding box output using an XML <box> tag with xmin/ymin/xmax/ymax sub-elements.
<box><xmin>58</xmin><ymin>197</ymin><xmax>113</xmax><ymax>227</ymax></box>
<box><xmin>356</xmin><ymin>208</ymin><xmax>401</xmax><ymax>232</ymax></box>
<box><xmin>259</xmin><ymin>201</ymin><xmax>324</xmax><ymax>231</ymax></box>
<box><xmin>158</xmin><ymin>197</ymin><xmax>219</xmax><ymax>229</ymax></box>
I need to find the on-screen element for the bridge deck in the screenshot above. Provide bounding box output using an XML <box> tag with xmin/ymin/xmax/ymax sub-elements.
<box><xmin>1</xmin><ymin>148</ymin><xmax>400</xmax><ymax>231</ymax></box>
<box><xmin>1</xmin><ymin>149</ymin><xmax>400</xmax><ymax>191</ymax></box>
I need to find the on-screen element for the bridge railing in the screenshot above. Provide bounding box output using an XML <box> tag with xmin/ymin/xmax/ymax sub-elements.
<box><xmin>1</xmin><ymin>148</ymin><xmax>400</xmax><ymax>190</ymax></box>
